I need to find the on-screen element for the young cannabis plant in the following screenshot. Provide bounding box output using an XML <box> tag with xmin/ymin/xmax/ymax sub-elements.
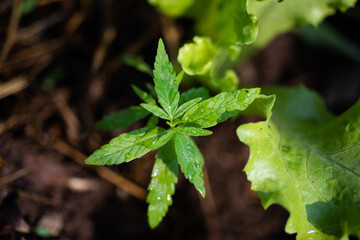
<box><xmin>85</xmin><ymin>39</ymin><xmax>260</xmax><ymax>228</ymax></box>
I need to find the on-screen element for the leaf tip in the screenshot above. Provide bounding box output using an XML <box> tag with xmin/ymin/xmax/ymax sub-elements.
<box><xmin>148</xmin><ymin>219</ymin><xmax>158</xmax><ymax>229</ymax></box>
<box><xmin>199</xmin><ymin>187</ymin><xmax>206</xmax><ymax>198</ymax></box>
<box><xmin>147</xmin><ymin>209</ymin><xmax>163</xmax><ymax>229</ymax></box>
<box><xmin>157</xmin><ymin>38</ymin><xmax>165</xmax><ymax>51</ymax></box>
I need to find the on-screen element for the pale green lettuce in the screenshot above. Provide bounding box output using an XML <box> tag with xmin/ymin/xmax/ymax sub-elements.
<box><xmin>178</xmin><ymin>37</ymin><xmax>239</xmax><ymax>92</ymax></box>
<box><xmin>237</xmin><ymin>86</ymin><xmax>360</xmax><ymax>239</ymax></box>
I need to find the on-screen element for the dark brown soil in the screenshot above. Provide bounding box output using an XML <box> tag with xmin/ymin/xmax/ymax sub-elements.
<box><xmin>0</xmin><ymin>1</ymin><xmax>359</xmax><ymax>240</ymax></box>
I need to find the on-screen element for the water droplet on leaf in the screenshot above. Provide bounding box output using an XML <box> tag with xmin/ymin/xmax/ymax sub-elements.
<box><xmin>153</xmin><ymin>169</ymin><xmax>160</xmax><ymax>176</ymax></box>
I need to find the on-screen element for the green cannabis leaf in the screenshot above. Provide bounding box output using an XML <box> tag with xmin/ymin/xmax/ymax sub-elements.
<box><xmin>183</xmin><ymin>88</ymin><xmax>261</xmax><ymax>128</ymax></box>
<box><xmin>177</xmin><ymin>127</ymin><xmax>213</xmax><ymax>137</ymax></box>
<box><xmin>147</xmin><ymin>139</ymin><xmax>178</xmax><ymax>229</ymax></box>
<box><xmin>174</xmin><ymin>133</ymin><xmax>205</xmax><ymax>196</ymax></box>
<box><xmin>237</xmin><ymin>86</ymin><xmax>360</xmax><ymax>239</ymax></box>
<box><xmin>153</xmin><ymin>39</ymin><xmax>180</xmax><ymax>119</ymax></box>
<box><xmin>85</xmin><ymin>127</ymin><xmax>174</xmax><ymax>165</ymax></box>
<box><xmin>86</xmin><ymin>38</ymin><xmax>261</xmax><ymax>228</ymax></box>
<box><xmin>140</xmin><ymin>103</ymin><xmax>171</xmax><ymax>120</ymax></box>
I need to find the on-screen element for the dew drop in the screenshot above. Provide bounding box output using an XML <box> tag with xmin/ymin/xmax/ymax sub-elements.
<box><xmin>125</xmin><ymin>153</ymin><xmax>132</xmax><ymax>159</ymax></box>
<box><xmin>199</xmin><ymin>188</ymin><xmax>205</xmax><ymax>197</ymax></box>
<box><xmin>200</xmin><ymin>109</ymin><xmax>205</xmax><ymax>113</ymax></box>
<box><xmin>307</xmin><ymin>230</ymin><xmax>316</xmax><ymax>234</ymax></box>
<box><xmin>153</xmin><ymin>169</ymin><xmax>160</xmax><ymax>176</ymax></box>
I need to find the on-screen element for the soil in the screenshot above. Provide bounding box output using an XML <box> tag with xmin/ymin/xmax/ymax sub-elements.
<box><xmin>0</xmin><ymin>1</ymin><xmax>359</xmax><ymax>240</ymax></box>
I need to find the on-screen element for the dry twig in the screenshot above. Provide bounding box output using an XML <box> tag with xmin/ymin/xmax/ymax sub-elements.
<box><xmin>51</xmin><ymin>139</ymin><xmax>147</xmax><ymax>200</ymax></box>
<box><xmin>91</xmin><ymin>26</ymin><xmax>117</xmax><ymax>73</ymax></box>
<box><xmin>51</xmin><ymin>89</ymin><xmax>80</xmax><ymax>143</ymax></box>
<box><xmin>0</xmin><ymin>75</ymin><xmax>28</xmax><ymax>100</ymax></box>
<box><xmin>0</xmin><ymin>0</ymin><xmax>22</xmax><ymax>67</ymax></box>
<box><xmin>0</xmin><ymin>168</ymin><xmax>31</xmax><ymax>185</ymax></box>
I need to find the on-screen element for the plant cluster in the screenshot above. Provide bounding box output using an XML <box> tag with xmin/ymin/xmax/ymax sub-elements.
<box><xmin>86</xmin><ymin>0</ymin><xmax>360</xmax><ymax>239</ymax></box>
<box><xmin>86</xmin><ymin>39</ymin><xmax>260</xmax><ymax>228</ymax></box>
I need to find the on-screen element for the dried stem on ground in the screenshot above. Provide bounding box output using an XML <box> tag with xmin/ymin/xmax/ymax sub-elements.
<box><xmin>0</xmin><ymin>0</ymin><xmax>22</xmax><ymax>67</ymax></box>
<box><xmin>51</xmin><ymin>139</ymin><xmax>147</xmax><ymax>200</ymax></box>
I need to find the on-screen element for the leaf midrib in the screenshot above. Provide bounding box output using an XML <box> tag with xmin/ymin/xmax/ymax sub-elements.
<box><xmin>103</xmin><ymin>128</ymin><xmax>168</xmax><ymax>157</ymax></box>
<box><xmin>184</xmin><ymin>92</ymin><xmax>237</xmax><ymax>125</ymax></box>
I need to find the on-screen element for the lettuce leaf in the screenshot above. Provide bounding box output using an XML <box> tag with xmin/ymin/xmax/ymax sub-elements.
<box><xmin>248</xmin><ymin>0</ymin><xmax>358</xmax><ymax>47</ymax></box>
<box><xmin>237</xmin><ymin>86</ymin><xmax>360</xmax><ymax>239</ymax></box>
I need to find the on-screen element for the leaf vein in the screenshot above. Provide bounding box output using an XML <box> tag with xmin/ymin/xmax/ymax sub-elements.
<box><xmin>277</xmin><ymin>133</ymin><xmax>295</xmax><ymax>181</ymax></box>
<box><xmin>326</xmin><ymin>143</ymin><xmax>360</xmax><ymax>155</ymax></box>
<box><xmin>275</xmin><ymin>119</ymin><xmax>360</xmax><ymax>179</ymax></box>
<box><xmin>306</xmin><ymin>151</ymin><xmax>331</xmax><ymax>203</ymax></box>
<box><xmin>103</xmin><ymin>129</ymin><xmax>167</xmax><ymax>159</ymax></box>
